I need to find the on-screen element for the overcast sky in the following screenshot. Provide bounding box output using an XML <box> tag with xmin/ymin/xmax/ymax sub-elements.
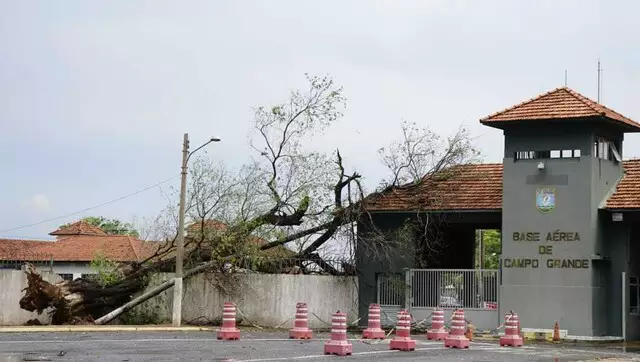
<box><xmin>1</xmin><ymin>0</ymin><xmax>639</xmax><ymax>240</ymax></box>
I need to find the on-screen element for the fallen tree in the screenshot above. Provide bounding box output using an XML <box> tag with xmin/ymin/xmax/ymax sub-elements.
<box><xmin>19</xmin><ymin>74</ymin><xmax>480</xmax><ymax>324</ymax></box>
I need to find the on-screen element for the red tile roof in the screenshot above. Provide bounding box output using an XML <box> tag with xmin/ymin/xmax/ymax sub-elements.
<box><xmin>0</xmin><ymin>239</ymin><xmax>52</xmax><ymax>261</ymax></box>
<box><xmin>186</xmin><ymin>219</ymin><xmax>228</xmax><ymax>234</ymax></box>
<box><xmin>49</xmin><ymin>220</ymin><xmax>107</xmax><ymax>236</ymax></box>
<box><xmin>606</xmin><ymin>159</ymin><xmax>640</xmax><ymax>210</ymax></box>
<box><xmin>365</xmin><ymin>163</ymin><xmax>504</xmax><ymax>212</ymax></box>
<box><xmin>3</xmin><ymin>235</ymin><xmax>159</xmax><ymax>262</ymax></box>
<box><xmin>480</xmin><ymin>87</ymin><xmax>640</xmax><ymax>131</ymax></box>
<box><xmin>366</xmin><ymin>160</ymin><xmax>640</xmax><ymax>212</ymax></box>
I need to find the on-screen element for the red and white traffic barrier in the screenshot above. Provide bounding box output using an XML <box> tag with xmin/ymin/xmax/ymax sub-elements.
<box><xmin>427</xmin><ymin>308</ymin><xmax>449</xmax><ymax>341</ymax></box>
<box><xmin>499</xmin><ymin>312</ymin><xmax>523</xmax><ymax>347</ymax></box>
<box><xmin>324</xmin><ymin>311</ymin><xmax>352</xmax><ymax>356</ymax></box>
<box><xmin>444</xmin><ymin>309</ymin><xmax>470</xmax><ymax>349</ymax></box>
<box><xmin>389</xmin><ymin>310</ymin><xmax>416</xmax><ymax>351</ymax></box>
<box><xmin>362</xmin><ymin>303</ymin><xmax>386</xmax><ymax>339</ymax></box>
<box><xmin>216</xmin><ymin>302</ymin><xmax>240</xmax><ymax>340</ymax></box>
<box><xmin>289</xmin><ymin>302</ymin><xmax>312</xmax><ymax>339</ymax></box>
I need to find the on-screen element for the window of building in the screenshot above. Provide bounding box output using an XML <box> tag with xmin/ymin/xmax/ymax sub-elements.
<box><xmin>514</xmin><ymin>149</ymin><xmax>581</xmax><ymax>161</ymax></box>
<box><xmin>58</xmin><ymin>273</ymin><xmax>73</xmax><ymax>281</ymax></box>
<box><xmin>594</xmin><ymin>137</ymin><xmax>622</xmax><ymax>163</ymax></box>
<box><xmin>630</xmin><ymin>276</ymin><xmax>639</xmax><ymax>315</ymax></box>
<box><xmin>515</xmin><ymin>151</ymin><xmax>536</xmax><ymax>160</ymax></box>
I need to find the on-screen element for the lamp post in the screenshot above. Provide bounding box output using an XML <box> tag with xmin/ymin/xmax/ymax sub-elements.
<box><xmin>172</xmin><ymin>133</ymin><xmax>221</xmax><ymax>327</ymax></box>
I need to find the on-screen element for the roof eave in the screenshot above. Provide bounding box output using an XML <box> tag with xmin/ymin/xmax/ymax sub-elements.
<box><xmin>480</xmin><ymin>115</ymin><xmax>640</xmax><ymax>133</ymax></box>
<box><xmin>366</xmin><ymin>208</ymin><xmax>502</xmax><ymax>214</ymax></box>
<box><xmin>603</xmin><ymin>207</ymin><xmax>640</xmax><ymax>212</ymax></box>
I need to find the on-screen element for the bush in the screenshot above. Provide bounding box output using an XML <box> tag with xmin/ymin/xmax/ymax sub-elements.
<box><xmin>89</xmin><ymin>252</ymin><xmax>124</xmax><ymax>287</ymax></box>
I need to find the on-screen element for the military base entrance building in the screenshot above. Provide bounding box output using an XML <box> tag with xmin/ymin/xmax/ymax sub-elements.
<box><xmin>358</xmin><ymin>87</ymin><xmax>640</xmax><ymax>340</ymax></box>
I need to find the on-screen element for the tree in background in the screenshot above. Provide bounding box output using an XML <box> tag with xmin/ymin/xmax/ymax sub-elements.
<box><xmin>478</xmin><ymin>229</ymin><xmax>501</xmax><ymax>269</ymax></box>
<box><xmin>60</xmin><ymin>216</ymin><xmax>140</xmax><ymax>238</ymax></box>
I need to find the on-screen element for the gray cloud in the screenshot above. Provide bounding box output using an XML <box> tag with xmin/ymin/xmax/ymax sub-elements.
<box><xmin>1</xmin><ymin>0</ymin><xmax>638</xmax><ymax>238</ymax></box>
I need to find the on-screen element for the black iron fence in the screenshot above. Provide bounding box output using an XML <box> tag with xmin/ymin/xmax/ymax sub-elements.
<box><xmin>0</xmin><ymin>254</ymin><xmax>55</xmax><ymax>271</ymax></box>
<box><xmin>221</xmin><ymin>255</ymin><xmax>356</xmax><ymax>276</ymax></box>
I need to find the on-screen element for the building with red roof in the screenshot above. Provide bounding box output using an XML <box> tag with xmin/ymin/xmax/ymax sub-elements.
<box><xmin>358</xmin><ymin>87</ymin><xmax>640</xmax><ymax>340</ymax></box>
<box><xmin>0</xmin><ymin>221</ymin><xmax>158</xmax><ymax>280</ymax></box>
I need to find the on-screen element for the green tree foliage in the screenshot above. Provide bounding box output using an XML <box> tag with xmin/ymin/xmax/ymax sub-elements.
<box><xmin>61</xmin><ymin>216</ymin><xmax>140</xmax><ymax>238</ymax></box>
<box><xmin>482</xmin><ymin>230</ymin><xmax>501</xmax><ymax>269</ymax></box>
<box><xmin>88</xmin><ymin>251</ymin><xmax>124</xmax><ymax>287</ymax></box>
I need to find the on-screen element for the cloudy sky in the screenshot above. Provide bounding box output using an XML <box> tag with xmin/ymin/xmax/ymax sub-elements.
<box><xmin>1</xmin><ymin>0</ymin><xmax>639</xmax><ymax>240</ymax></box>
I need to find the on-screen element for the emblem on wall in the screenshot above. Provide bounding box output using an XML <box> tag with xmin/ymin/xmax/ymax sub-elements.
<box><xmin>536</xmin><ymin>188</ymin><xmax>556</xmax><ymax>213</ymax></box>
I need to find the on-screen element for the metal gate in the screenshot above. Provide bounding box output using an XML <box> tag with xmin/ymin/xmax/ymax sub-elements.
<box><xmin>377</xmin><ymin>269</ymin><xmax>500</xmax><ymax>330</ymax></box>
<box><xmin>376</xmin><ymin>273</ymin><xmax>405</xmax><ymax>327</ymax></box>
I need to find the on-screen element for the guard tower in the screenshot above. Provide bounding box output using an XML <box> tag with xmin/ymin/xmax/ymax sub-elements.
<box><xmin>481</xmin><ymin>87</ymin><xmax>640</xmax><ymax>337</ymax></box>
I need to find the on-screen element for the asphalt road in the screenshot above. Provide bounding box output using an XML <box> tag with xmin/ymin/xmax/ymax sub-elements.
<box><xmin>0</xmin><ymin>331</ymin><xmax>639</xmax><ymax>362</ymax></box>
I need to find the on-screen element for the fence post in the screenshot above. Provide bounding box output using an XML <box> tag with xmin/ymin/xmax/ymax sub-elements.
<box><xmin>404</xmin><ymin>268</ymin><xmax>412</xmax><ymax>313</ymax></box>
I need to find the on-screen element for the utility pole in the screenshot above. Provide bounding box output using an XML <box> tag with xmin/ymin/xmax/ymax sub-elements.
<box><xmin>171</xmin><ymin>133</ymin><xmax>220</xmax><ymax>327</ymax></box>
<box><xmin>172</xmin><ymin>133</ymin><xmax>189</xmax><ymax>327</ymax></box>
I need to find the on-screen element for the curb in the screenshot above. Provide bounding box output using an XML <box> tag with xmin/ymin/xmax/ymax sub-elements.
<box><xmin>0</xmin><ymin>326</ymin><xmax>217</xmax><ymax>333</ymax></box>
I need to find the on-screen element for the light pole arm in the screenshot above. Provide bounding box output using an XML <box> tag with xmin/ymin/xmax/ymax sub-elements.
<box><xmin>186</xmin><ymin>137</ymin><xmax>221</xmax><ymax>163</ymax></box>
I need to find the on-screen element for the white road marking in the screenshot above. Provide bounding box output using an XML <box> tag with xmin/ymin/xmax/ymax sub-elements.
<box><xmin>0</xmin><ymin>338</ymin><xmax>465</xmax><ymax>345</ymax></box>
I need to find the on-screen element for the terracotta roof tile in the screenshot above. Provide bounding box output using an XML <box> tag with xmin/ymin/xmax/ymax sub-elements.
<box><xmin>480</xmin><ymin>87</ymin><xmax>640</xmax><ymax>131</ymax></box>
<box><xmin>186</xmin><ymin>220</ymin><xmax>228</xmax><ymax>234</ymax></box>
<box><xmin>366</xmin><ymin>160</ymin><xmax>640</xmax><ymax>212</ymax></box>
<box><xmin>16</xmin><ymin>235</ymin><xmax>159</xmax><ymax>262</ymax></box>
<box><xmin>49</xmin><ymin>220</ymin><xmax>107</xmax><ymax>236</ymax></box>
<box><xmin>0</xmin><ymin>239</ymin><xmax>52</xmax><ymax>261</ymax></box>
<box><xmin>606</xmin><ymin>159</ymin><xmax>640</xmax><ymax>210</ymax></box>
<box><xmin>365</xmin><ymin>163</ymin><xmax>504</xmax><ymax>212</ymax></box>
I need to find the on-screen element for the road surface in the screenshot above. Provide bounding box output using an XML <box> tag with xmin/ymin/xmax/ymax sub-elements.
<box><xmin>0</xmin><ymin>331</ymin><xmax>639</xmax><ymax>361</ymax></box>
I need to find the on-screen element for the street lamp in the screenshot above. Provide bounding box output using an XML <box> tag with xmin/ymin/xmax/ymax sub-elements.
<box><xmin>172</xmin><ymin>133</ymin><xmax>221</xmax><ymax>327</ymax></box>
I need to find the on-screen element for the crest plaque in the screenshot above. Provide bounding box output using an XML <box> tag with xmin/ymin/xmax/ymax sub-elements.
<box><xmin>536</xmin><ymin>188</ymin><xmax>556</xmax><ymax>213</ymax></box>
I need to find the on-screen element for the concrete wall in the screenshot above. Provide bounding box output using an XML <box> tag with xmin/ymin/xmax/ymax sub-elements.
<box><xmin>0</xmin><ymin>270</ymin><xmax>62</xmax><ymax>325</ymax></box>
<box><xmin>136</xmin><ymin>273</ymin><xmax>359</xmax><ymax>328</ymax></box>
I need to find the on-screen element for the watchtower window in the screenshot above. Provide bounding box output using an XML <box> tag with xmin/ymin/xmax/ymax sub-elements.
<box><xmin>514</xmin><ymin>149</ymin><xmax>581</xmax><ymax>161</ymax></box>
<box><xmin>594</xmin><ymin>137</ymin><xmax>622</xmax><ymax>163</ymax></box>
<box><xmin>515</xmin><ymin>151</ymin><xmax>536</xmax><ymax>160</ymax></box>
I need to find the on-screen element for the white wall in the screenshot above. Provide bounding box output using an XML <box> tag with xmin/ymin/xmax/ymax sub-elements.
<box><xmin>31</xmin><ymin>262</ymin><xmax>93</xmax><ymax>280</ymax></box>
<box><xmin>0</xmin><ymin>270</ymin><xmax>62</xmax><ymax>325</ymax></box>
<box><xmin>1</xmin><ymin>270</ymin><xmax>359</xmax><ymax>328</ymax></box>
<box><xmin>136</xmin><ymin>273</ymin><xmax>360</xmax><ymax>328</ymax></box>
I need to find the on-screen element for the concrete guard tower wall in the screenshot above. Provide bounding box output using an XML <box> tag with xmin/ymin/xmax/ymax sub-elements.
<box><xmin>499</xmin><ymin>120</ymin><xmax>625</xmax><ymax>337</ymax></box>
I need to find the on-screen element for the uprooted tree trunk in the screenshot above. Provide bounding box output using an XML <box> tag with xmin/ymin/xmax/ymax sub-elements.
<box><xmin>21</xmin><ymin>264</ymin><xmax>147</xmax><ymax>325</ymax></box>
